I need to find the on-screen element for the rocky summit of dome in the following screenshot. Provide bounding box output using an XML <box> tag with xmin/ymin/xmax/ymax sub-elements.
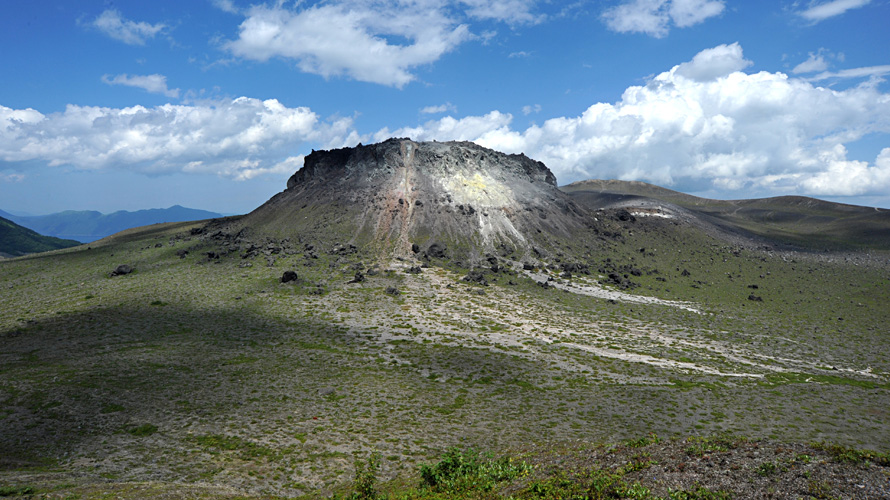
<box><xmin>228</xmin><ymin>138</ymin><xmax>596</xmax><ymax>263</ymax></box>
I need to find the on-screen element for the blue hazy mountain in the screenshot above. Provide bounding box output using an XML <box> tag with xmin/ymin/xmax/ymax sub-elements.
<box><xmin>1</xmin><ymin>205</ymin><xmax>223</xmax><ymax>243</ymax></box>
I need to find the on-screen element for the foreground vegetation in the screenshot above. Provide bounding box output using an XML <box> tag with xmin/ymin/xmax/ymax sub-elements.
<box><xmin>1</xmin><ymin>212</ymin><xmax>888</xmax><ymax>498</ymax></box>
<box><xmin>3</xmin><ymin>436</ymin><xmax>889</xmax><ymax>498</ymax></box>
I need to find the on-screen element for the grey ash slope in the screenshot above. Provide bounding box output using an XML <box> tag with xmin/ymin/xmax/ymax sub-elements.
<box><xmin>222</xmin><ymin>138</ymin><xmax>597</xmax><ymax>263</ymax></box>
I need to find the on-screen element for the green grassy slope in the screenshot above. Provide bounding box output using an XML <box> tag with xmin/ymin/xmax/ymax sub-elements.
<box><xmin>1</xmin><ymin>214</ymin><xmax>888</xmax><ymax>498</ymax></box>
<box><xmin>0</xmin><ymin>216</ymin><xmax>80</xmax><ymax>258</ymax></box>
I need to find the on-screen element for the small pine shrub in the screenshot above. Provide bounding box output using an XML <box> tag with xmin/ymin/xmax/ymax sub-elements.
<box><xmin>419</xmin><ymin>448</ymin><xmax>531</xmax><ymax>493</ymax></box>
<box><xmin>352</xmin><ymin>452</ymin><xmax>382</xmax><ymax>500</ymax></box>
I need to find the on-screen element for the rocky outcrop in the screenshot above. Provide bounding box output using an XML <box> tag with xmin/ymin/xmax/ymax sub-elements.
<box><xmin>228</xmin><ymin>138</ymin><xmax>596</xmax><ymax>263</ymax></box>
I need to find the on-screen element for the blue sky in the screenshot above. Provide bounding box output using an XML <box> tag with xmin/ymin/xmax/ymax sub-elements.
<box><xmin>2</xmin><ymin>0</ymin><xmax>889</xmax><ymax>215</ymax></box>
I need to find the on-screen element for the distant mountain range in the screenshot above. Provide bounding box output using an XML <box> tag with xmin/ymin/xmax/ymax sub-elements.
<box><xmin>0</xmin><ymin>205</ymin><xmax>224</xmax><ymax>243</ymax></box>
<box><xmin>0</xmin><ymin>216</ymin><xmax>81</xmax><ymax>258</ymax></box>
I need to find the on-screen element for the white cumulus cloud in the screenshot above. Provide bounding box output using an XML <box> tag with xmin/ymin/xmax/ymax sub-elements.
<box><xmin>1</xmin><ymin>171</ymin><xmax>25</xmax><ymax>183</ymax></box>
<box><xmin>602</xmin><ymin>0</ymin><xmax>725</xmax><ymax>38</ymax></box>
<box><xmin>792</xmin><ymin>51</ymin><xmax>830</xmax><ymax>74</ymax></box>
<box><xmin>101</xmin><ymin>74</ymin><xmax>180</xmax><ymax>98</ymax></box>
<box><xmin>0</xmin><ymin>99</ymin><xmax>351</xmax><ymax>179</ymax></box>
<box><xmin>224</xmin><ymin>2</ymin><xmax>471</xmax><ymax>88</ymax></box>
<box><xmin>675</xmin><ymin>42</ymin><xmax>752</xmax><ymax>81</ymax></box>
<box><xmin>799</xmin><ymin>146</ymin><xmax>890</xmax><ymax>196</ymax></box>
<box><xmin>420</xmin><ymin>103</ymin><xmax>458</xmax><ymax>114</ymax></box>
<box><xmin>381</xmin><ymin>43</ymin><xmax>890</xmax><ymax>200</ymax></box>
<box><xmin>797</xmin><ymin>0</ymin><xmax>872</xmax><ymax>23</ymax></box>
<box><xmin>212</xmin><ymin>0</ymin><xmax>241</xmax><ymax>15</ymax></box>
<box><xmin>90</xmin><ymin>9</ymin><xmax>166</xmax><ymax>45</ymax></box>
<box><xmin>223</xmin><ymin>1</ymin><xmax>546</xmax><ymax>87</ymax></box>
<box><xmin>809</xmin><ymin>65</ymin><xmax>890</xmax><ymax>81</ymax></box>
<box><xmin>460</xmin><ymin>0</ymin><xmax>544</xmax><ymax>24</ymax></box>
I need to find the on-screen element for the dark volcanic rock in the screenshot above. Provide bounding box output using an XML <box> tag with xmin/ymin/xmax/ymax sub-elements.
<box><xmin>464</xmin><ymin>269</ymin><xmax>489</xmax><ymax>286</ymax></box>
<box><xmin>615</xmin><ymin>209</ymin><xmax>636</xmax><ymax>222</ymax></box>
<box><xmin>110</xmin><ymin>264</ymin><xmax>133</xmax><ymax>277</ymax></box>
<box><xmin>280</xmin><ymin>271</ymin><xmax>299</xmax><ymax>283</ymax></box>
<box><xmin>426</xmin><ymin>242</ymin><xmax>448</xmax><ymax>259</ymax></box>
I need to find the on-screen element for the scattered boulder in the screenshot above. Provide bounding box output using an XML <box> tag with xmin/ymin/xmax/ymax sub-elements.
<box><xmin>561</xmin><ymin>262</ymin><xmax>589</xmax><ymax>275</ymax></box>
<box><xmin>384</xmin><ymin>286</ymin><xmax>400</xmax><ymax>296</ymax></box>
<box><xmin>176</xmin><ymin>249</ymin><xmax>189</xmax><ymax>259</ymax></box>
<box><xmin>604</xmin><ymin>272</ymin><xmax>637</xmax><ymax>289</ymax></box>
<box><xmin>426</xmin><ymin>242</ymin><xmax>447</xmax><ymax>259</ymax></box>
<box><xmin>280</xmin><ymin>271</ymin><xmax>299</xmax><ymax>283</ymax></box>
<box><xmin>331</xmin><ymin>243</ymin><xmax>357</xmax><ymax>255</ymax></box>
<box><xmin>747</xmin><ymin>294</ymin><xmax>763</xmax><ymax>302</ymax></box>
<box><xmin>242</xmin><ymin>244</ymin><xmax>260</xmax><ymax>259</ymax></box>
<box><xmin>464</xmin><ymin>269</ymin><xmax>488</xmax><ymax>286</ymax></box>
<box><xmin>615</xmin><ymin>209</ymin><xmax>636</xmax><ymax>222</ymax></box>
<box><xmin>486</xmin><ymin>255</ymin><xmax>501</xmax><ymax>272</ymax></box>
<box><xmin>110</xmin><ymin>265</ymin><xmax>133</xmax><ymax>277</ymax></box>
<box><xmin>406</xmin><ymin>266</ymin><xmax>422</xmax><ymax>274</ymax></box>
<box><xmin>348</xmin><ymin>272</ymin><xmax>365</xmax><ymax>283</ymax></box>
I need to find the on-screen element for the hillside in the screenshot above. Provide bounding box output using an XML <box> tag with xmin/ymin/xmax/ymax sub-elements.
<box><xmin>0</xmin><ymin>215</ymin><xmax>80</xmax><ymax>258</ymax></box>
<box><xmin>1</xmin><ymin>140</ymin><xmax>888</xmax><ymax>498</ymax></box>
<box><xmin>562</xmin><ymin>179</ymin><xmax>890</xmax><ymax>251</ymax></box>
<box><xmin>3</xmin><ymin>205</ymin><xmax>224</xmax><ymax>243</ymax></box>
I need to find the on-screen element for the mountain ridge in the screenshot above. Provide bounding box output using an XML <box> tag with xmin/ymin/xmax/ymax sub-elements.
<box><xmin>3</xmin><ymin>204</ymin><xmax>224</xmax><ymax>243</ymax></box>
<box><xmin>562</xmin><ymin>179</ymin><xmax>890</xmax><ymax>251</ymax></box>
